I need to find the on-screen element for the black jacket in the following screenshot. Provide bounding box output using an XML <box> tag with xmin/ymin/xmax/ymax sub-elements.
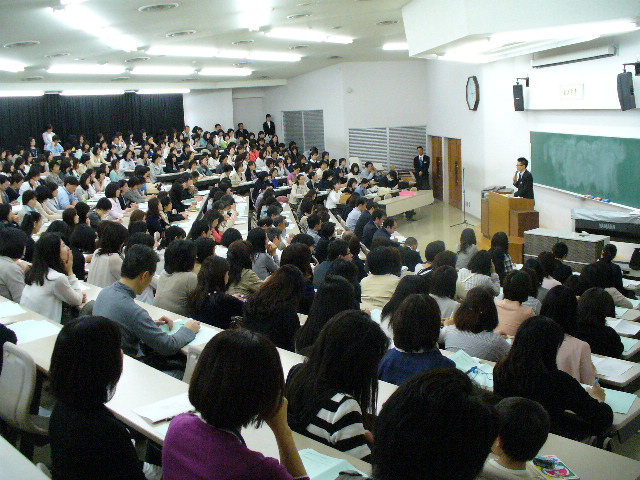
<box><xmin>574</xmin><ymin>324</ymin><xmax>624</xmax><ymax>359</ymax></box>
<box><xmin>552</xmin><ymin>259</ymin><xmax>573</xmax><ymax>284</ymax></box>
<box><xmin>263</xmin><ymin>121</ymin><xmax>276</xmax><ymax>137</ymax></box>
<box><xmin>513</xmin><ymin>169</ymin><xmax>534</xmax><ymax>199</ymax></box>
<box><xmin>50</xmin><ymin>401</ymin><xmax>145</xmax><ymax>480</ymax></box>
<box><xmin>362</xmin><ymin>221</ymin><xmax>379</xmax><ymax>248</ymax></box>
<box><xmin>243</xmin><ymin>302</ymin><xmax>299</xmax><ymax>352</ymax></box>
<box><xmin>354</xmin><ymin>210</ymin><xmax>372</xmax><ymax>239</ymax></box>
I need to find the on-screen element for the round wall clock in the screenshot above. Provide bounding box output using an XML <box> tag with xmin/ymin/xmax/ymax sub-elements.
<box><xmin>466</xmin><ymin>75</ymin><xmax>480</xmax><ymax>111</ymax></box>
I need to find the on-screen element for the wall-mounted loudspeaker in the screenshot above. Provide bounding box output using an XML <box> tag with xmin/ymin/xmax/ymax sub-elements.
<box><xmin>617</xmin><ymin>71</ymin><xmax>636</xmax><ymax>111</ymax></box>
<box><xmin>513</xmin><ymin>84</ymin><xmax>524</xmax><ymax>111</ymax></box>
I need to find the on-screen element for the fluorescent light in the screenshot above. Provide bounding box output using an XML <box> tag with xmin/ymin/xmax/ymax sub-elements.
<box><xmin>147</xmin><ymin>46</ymin><xmax>302</xmax><ymax>62</ymax></box>
<box><xmin>47</xmin><ymin>64</ymin><xmax>126</xmax><ymax>75</ymax></box>
<box><xmin>240</xmin><ymin>0</ymin><xmax>272</xmax><ymax>31</ymax></box>
<box><xmin>131</xmin><ymin>66</ymin><xmax>195</xmax><ymax>75</ymax></box>
<box><xmin>49</xmin><ymin>5</ymin><xmax>141</xmax><ymax>52</ymax></box>
<box><xmin>265</xmin><ymin>28</ymin><xmax>353</xmax><ymax>44</ymax></box>
<box><xmin>147</xmin><ymin>46</ymin><xmax>217</xmax><ymax>57</ymax></box>
<box><xmin>136</xmin><ymin>88</ymin><xmax>191</xmax><ymax>94</ymax></box>
<box><xmin>382</xmin><ymin>42</ymin><xmax>408</xmax><ymax>51</ymax></box>
<box><xmin>61</xmin><ymin>89</ymin><xmax>124</xmax><ymax>96</ymax></box>
<box><xmin>60</xmin><ymin>0</ymin><xmax>86</xmax><ymax>4</ymax></box>
<box><xmin>199</xmin><ymin>67</ymin><xmax>252</xmax><ymax>77</ymax></box>
<box><xmin>0</xmin><ymin>90</ymin><xmax>45</xmax><ymax>97</ymax></box>
<box><xmin>0</xmin><ymin>59</ymin><xmax>25</xmax><ymax>72</ymax></box>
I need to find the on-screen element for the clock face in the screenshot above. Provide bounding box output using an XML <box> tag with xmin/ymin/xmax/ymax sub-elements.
<box><xmin>466</xmin><ymin>76</ymin><xmax>479</xmax><ymax>110</ymax></box>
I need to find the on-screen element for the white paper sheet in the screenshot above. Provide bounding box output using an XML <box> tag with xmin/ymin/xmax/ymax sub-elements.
<box><xmin>298</xmin><ymin>449</ymin><xmax>363</xmax><ymax>480</ymax></box>
<box><xmin>581</xmin><ymin>384</ymin><xmax>637</xmax><ymax>414</ymax></box>
<box><xmin>0</xmin><ymin>302</ymin><xmax>27</xmax><ymax>319</ymax></box>
<box><xmin>592</xmin><ymin>356</ymin><xmax>633</xmax><ymax>378</ymax></box>
<box><xmin>607</xmin><ymin>318</ymin><xmax>640</xmax><ymax>336</ymax></box>
<box><xmin>621</xmin><ymin>337</ymin><xmax>639</xmax><ymax>353</ymax></box>
<box><xmin>8</xmin><ymin>320</ymin><xmax>61</xmax><ymax>344</ymax></box>
<box><xmin>160</xmin><ymin>320</ymin><xmax>220</xmax><ymax>347</ymax></box>
<box><xmin>132</xmin><ymin>392</ymin><xmax>193</xmax><ymax>424</ymax></box>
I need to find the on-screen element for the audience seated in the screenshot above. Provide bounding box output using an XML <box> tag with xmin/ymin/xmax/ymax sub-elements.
<box><xmin>247</xmin><ymin>227</ymin><xmax>280</xmax><ymax>281</ymax></box>
<box><xmin>279</xmin><ymin>242</ymin><xmax>315</xmax><ymax>314</ymax></box>
<box><xmin>361</xmin><ymin>246</ymin><xmax>401</xmax><ymax>310</ymax></box>
<box><xmin>495</xmin><ymin>270</ymin><xmax>536</xmax><ymax>336</ymax></box>
<box><xmin>429</xmin><ymin>265</ymin><xmax>460</xmax><ymax>320</ymax></box>
<box><xmin>49</xmin><ymin>316</ymin><xmax>146</xmax><ymax>480</ymax></box>
<box><xmin>538</xmin><ymin>251</ymin><xmax>562</xmax><ymax>291</ymax></box>
<box><xmin>163</xmin><ymin>329</ymin><xmax>309</xmax><ymax>480</ymax></box>
<box><xmin>294</xmin><ymin>275</ymin><xmax>355</xmax><ymax>355</ymax></box>
<box><xmin>86</xmin><ymin>221</ymin><xmax>129</xmax><ymax>288</ymax></box>
<box><xmin>551</xmin><ymin>242</ymin><xmax>574</xmax><ymax>284</ymax></box>
<box><xmin>311</xmin><ymin>238</ymin><xmax>351</xmax><ymax>289</ymax></box>
<box><xmin>0</xmin><ymin>227</ymin><xmax>27</xmax><ymax>302</ymax></box>
<box><xmin>477</xmin><ymin>397</ymin><xmax>550</xmax><ymax>480</ymax></box>
<box><xmin>494</xmin><ymin>316</ymin><xmax>613</xmax><ymax>439</ymax></box>
<box><xmin>378</xmin><ymin>294</ymin><xmax>455</xmax><ymax>386</ymax></box>
<box><xmin>455</xmin><ymin>227</ymin><xmax>478</xmax><ymax>271</ymax></box>
<box><xmin>242</xmin><ymin>265</ymin><xmax>304</xmax><ymax>351</ymax></box>
<box><xmin>378</xmin><ymin>275</ymin><xmax>429</xmax><ymax>340</ymax></box>
<box><xmin>153</xmin><ymin>239</ymin><xmax>198</xmax><ymax>317</ymax></box>
<box><xmin>21</xmin><ymin>232</ymin><xmax>85</xmax><ymax>323</ymax></box>
<box><xmin>287</xmin><ymin>311</ymin><xmax>388</xmax><ymax>460</ymax></box>
<box><xmin>574</xmin><ymin>287</ymin><xmax>624</xmax><ymax>358</ymax></box>
<box><xmin>442</xmin><ymin>287</ymin><xmax>511</xmax><ymax>362</ymax></box>
<box><xmin>490</xmin><ymin>232</ymin><xmax>515</xmax><ymax>284</ymax></box>
<box><xmin>457</xmin><ymin>250</ymin><xmax>500</xmax><ymax>299</ymax></box>
<box><xmin>541</xmin><ymin>286</ymin><xmax>596</xmax><ymax>384</ymax></box>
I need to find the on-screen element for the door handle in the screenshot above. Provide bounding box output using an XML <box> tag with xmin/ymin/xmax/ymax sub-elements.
<box><xmin>455</xmin><ymin>162</ymin><xmax>459</xmax><ymax>185</ymax></box>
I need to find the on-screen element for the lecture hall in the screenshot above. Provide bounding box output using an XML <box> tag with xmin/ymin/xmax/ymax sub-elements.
<box><xmin>1</xmin><ymin>1</ymin><xmax>640</xmax><ymax>479</ymax></box>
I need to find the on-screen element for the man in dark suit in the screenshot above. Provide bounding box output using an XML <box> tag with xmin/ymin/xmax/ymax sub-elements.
<box><xmin>551</xmin><ymin>242</ymin><xmax>573</xmax><ymax>284</ymax></box>
<box><xmin>513</xmin><ymin>157</ymin><xmax>534</xmax><ymax>199</ymax></box>
<box><xmin>413</xmin><ymin>146</ymin><xmax>430</xmax><ymax>190</ymax></box>
<box><xmin>262</xmin><ymin>114</ymin><xmax>276</xmax><ymax>137</ymax></box>
<box><xmin>399</xmin><ymin>237</ymin><xmax>423</xmax><ymax>271</ymax></box>
<box><xmin>236</xmin><ymin>123</ymin><xmax>249</xmax><ymax>138</ymax></box>
<box><xmin>362</xmin><ymin>209</ymin><xmax>385</xmax><ymax>248</ymax></box>
<box><xmin>354</xmin><ymin>200</ymin><xmax>376</xmax><ymax>239</ymax></box>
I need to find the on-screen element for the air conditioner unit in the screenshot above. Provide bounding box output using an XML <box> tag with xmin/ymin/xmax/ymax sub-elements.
<box><xmin>532</xmin><ymin>45</ymin><xmax>616</xmax><ymax>69</ymax></box>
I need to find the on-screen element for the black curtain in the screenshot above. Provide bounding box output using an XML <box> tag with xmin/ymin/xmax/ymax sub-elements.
<box><xmin>0</xmin><ymin>93</ymin><xmax>184</xmax><ymax>150</ymax></box>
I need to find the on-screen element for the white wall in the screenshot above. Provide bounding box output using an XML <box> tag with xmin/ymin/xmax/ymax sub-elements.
<box><xmin>232</xmin><ymin>88</ymin><xmax>266</xmax><ymax>134</ymax></box>
<box><xmin>262</xmin><ymin>64</ymin><xmax>346</xmax><ymax>155</ymax></box>
<box><xmin>182</xmin><ymin>89</ymin><xmax>234</xmax><ymax>131</ymax></box>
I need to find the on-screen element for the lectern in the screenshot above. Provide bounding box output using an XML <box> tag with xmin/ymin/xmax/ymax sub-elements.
<box><xmin>487</xmin><ymin>191</ymin><xmax>534</xmax><ymax>238</ymax></box>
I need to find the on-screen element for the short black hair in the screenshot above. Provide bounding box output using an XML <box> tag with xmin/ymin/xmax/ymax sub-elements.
<box><xmin>70</xmin><ymin>224</ymin><xmax>97</xmax><ymax>252</ymax></box>
<box><xmin>425</xmin><ymin>240</ymin><xmax>446</xmax><ymax>262</ymax></box>
<box><xmin>373</xmin><ymin>368</ymin><xmax>497</xmax><ymax>480</ymax></box>
<box><xmin>495</xmin><ymin>397</ymin><xmax>549</xmax><ymax>462</ymax></box>
<box><xmin>120</xmin><ymin>244</ymin><xmax>159</xmax><ymax>279</ymax></box>
<box><xmin>220</xmin><ymin>228</ymin><xmax>242</xmax><ymax>247</ymax></box>
<box><xmin>367</xmin><ymin>246</ymin><xmax>395</xmax><ymax>275</ymax></box>
<box><xmin>127</xmin><ymin>221</ymin><xmax>148</xmax><ymax>236</ymax></box>
<box><xmin>164</xmin><ymin>239</ymin><xmax>197</xmax><ymax>274</ymax></box>
<box><xmin>50</xmin><ymin>316</ymin><xmax>123</xmax><ymax>405</ymax></box>
<box><xmin>552</xmin><ymin>242</ymin><xmax>568</xmax><ymax>259</ymax></box>
<box><xmin>327</xmin><ymin>238</ymin><xmax>349</xmax><ymax>260</ymax></box>
<box><xmin>502</xmin><ymin>270</ymin><xmax>530</xmax><ymax>303</ymax></box>
<box><xmin>371</xmin><ymin>209</ymin><xmax>385</xmax><ymax>222</ymax></box>
<box><xmin>256</xmin><ymin>217</ymin><xmax>273</xmax><ymax>228</ymax></box>
<box><xmin>382</xmin><ymin>217</ymin><xmax>396</xmax><ymax>229</ymax></box>
<box><xmin>95</xmin><ymin>197</ymin><xmax>112</xmax><ymax>211</ymax></box>
<box><xmin>189</xmin><ymin>329</ymin><xmax>284</xmax><ymax>429</ymax></box>
<box><xmin>126</xmin><ymin>232</ymin><xmax>154</xmax><ymax>250</ymax></box>
<box><xmin>454</xmin><ymin>287</ymin><xmax>500</xmax><ymax>333</ymax></box>
<box><xmin>517</xmin><ymin>157</ymin><xmax>529</xmax><ymax>168</ymax></box>
<box><xmin>430</xmin><ymin>265</ymin><xmax>457</xmax><ymax>299</ymax></box>
<box><xmin>468</xmin><ymin>250</ymin><xmax>493</xmax><ymax>277</ymax></box>
<box><xmin>291</xmin><ymin>233</ymin><xmax>315</xmax><ymax>248</ymax></box>
<box><xmin>602</xmin><ymin>243</ymin><xmax>617</xmax><ymax>261</ymax></box>
<box><xmin>64</xmin><ymin>175</ymin><xmax>79</xmax><ymax>186</ymax></box>
<box><xmin>194</xmin><ymin>236</ymin><xmax>216</xmax><ymax>264</ymax></box>
<box><xmin>22</xmin><ymin>190</ymin><xmax>36</xmax><ymax>205</ymax></box>
<box><xmin>391</xmin><ymin>294</ymin><xmax>441</xmax><ymax>352</ymax></box>
<box><xmin>0</xmin><ymin>227</ymin><xmax>28</xmax><ymax>258</ymax></box>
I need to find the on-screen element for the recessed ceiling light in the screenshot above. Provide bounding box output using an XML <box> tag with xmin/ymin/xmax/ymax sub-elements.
<box><xmin>231</xmin><ymin>40</ymin><xmax>254</xmax><ymax>45</ymax></box>
<box><xmin>131</xmin><ymin>65</ymin><xmax>195</xmax><ymax>75</ymax></box>
<box><xmin>233</xmin><ymin>62</ymin><xmax>252</xmax><ymax>66</ymax></box>
<box><xmin>327</xmin><ymin>55</ymin><xmax>343</xmax><ymax>59</ymax></box>
<box><xmin>138</xmin><ymin>3</ymin><xmax>179</xmax><ymax>12</ymax></box>
<box><xmin>45</xmin><ymin>52</ymin><xmax>70</xmax><ymax>58</ymax></box>
<box><xmin>21</xmin><ymin>76</ymin><xmax>44</xmax><ymax>82</ymax></box>
<box><xmin>258</xmin><ymin>75</ymin><xmax>271</xmax><ymax>79</ymax></box>
<box><xmin>287</xmin><ymin>14</ymin><xmax>311</xmax><ymax>19</ymax></box>
<box><xmin>165</xmin><ymin>30</ymin><xmax>196</xmax><ymax>38</ymax></box>
<box><xmin>3</xmin><ymin>41</ymin><xmax>40</xmax><ymax>48</ymax></box>
<box><xmin>125</xmin><ymin>57</ymin><xmax>150</xmax><ymax>63</ymax></box>
<box><xmin>376</xmin><ymin>20</ymin><xmax>398</xmax><ymax>26</ymax></box>
<box><xmin>266</xmin><ymin>28</ymin><xmax>353</xmax><ymax>44</ymax></box>
<box><xmin>180</xmin><ymin>77</ymin><xmax>197</xmax><ymax>81</ymax></box>
<box><xmin>296</xmin><ymin>2</ymin><xmax>312</xmax><ymax>6</ymax></box>
<box><xmin>289</xmin><ymin>45</ymin><xmax>309</xmax><ymax>50</ymax></box>
<box><xmin>111</xmin><ymin>77</ymin><xmax>131</xmax><ymax>81</ymax></box>
<box><xmin>332</xmin><ymin>26</ymin><xmax>343</xmax><ymax>30</ymax></box>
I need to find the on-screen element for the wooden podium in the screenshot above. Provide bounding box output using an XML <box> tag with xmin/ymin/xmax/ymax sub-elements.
<box><xmin>487</xmin><ymin>191</ymin><xmax>535</xmax><ymax>238</ymax></box>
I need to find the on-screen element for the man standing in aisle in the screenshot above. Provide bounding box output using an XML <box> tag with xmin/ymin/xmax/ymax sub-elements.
<box><xmin>513</xmin><ymin>157</ymin><xmax>534</xmax><ymax>199</ymax></box>
<box><xmin>414</xmin><ymin>146</ymin><xmax>430</xmax><ymax>190</ymax></box>
<box><xmin>263</xmin><ymin>114</ymin><xmax>276</xmax><ymax>138</ymax></box>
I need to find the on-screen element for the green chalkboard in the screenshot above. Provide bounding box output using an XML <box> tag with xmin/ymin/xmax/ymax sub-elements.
<box><xmin>530</xmin><ymin>131</ymin><xmax>640</xmax><ymax>208</ymax></box>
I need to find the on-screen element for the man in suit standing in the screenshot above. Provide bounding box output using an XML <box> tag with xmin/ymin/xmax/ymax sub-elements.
<box><xmin>414</xmin><ymin>146</ymin><xmax>430</xmax><ymax>190</ymax></box>
<box><xmin>236</xmin><ymin>123</ymin><xmax>249</xmax><ymax>138</ymax></box>
<box><xmin>263</xmin><ymin>114</ymin><xmax>276</xmax><ymax>138</ymax></box>
<box><xmin>513</xmin><ymin>157</ymin><xmax>534</xmax><ymax>199</ymax></box>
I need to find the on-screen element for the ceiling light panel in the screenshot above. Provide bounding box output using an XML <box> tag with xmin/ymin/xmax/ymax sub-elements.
<box><xmin>47</xmin><ymin>64</ymin><xmax>125</xmax><ymax>74</ymax></box>
<box><xmin>241</xmin><ymin>0</ymin><xmax>272</xmax><ymax>31</ymax></box>
<box><xmin>0</xmin><ymin>90</ymin><xmax>45</xmax><ymax>97</ymax></box>
<box><xmin>147</xmin><ymin>46</ymin><xmax>217</xmax><ymax>57</ymax></box>
<box><xmin>382</xmin><ymin>42</ymin><xmax>408</xmax><ymax>51</ymax></box>
<box><xmin>265</xmin><ymin>28</ymin><xmax>353</xmax><ymax>44</ymax></box>
<box><xmin>131</xmin><ymin>66</ymin><xmax>195</xmax><ymax>75</ymax></box>
<box><xmin>0</xmin><ymin>59</ymin><xmax>26</xmax><ymax>72</ymax></box>
<box><xmin>147</xmin><ymin>46</ymin><xmax>301</xmax><ymax>62</ymax></box>
<box><xmin>136</xmin><ymin>88</ymin><xmax>190</xmax><ymax>94</ymax></box>
<box><xmin>199</xmin><ymin>67</ymin><xmax>252</xmax><ymax>76</ymax></box>
<box><xmin>60</xmin><ymin>89</ymin><xmax>125</xmax><ymax>96</ymax></box>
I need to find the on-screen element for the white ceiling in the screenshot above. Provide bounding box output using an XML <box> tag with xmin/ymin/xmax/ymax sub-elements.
<box><xmin>0</xmin><ymin>0</ymin><xmax>415</xmax><ymax>91</ymax></box>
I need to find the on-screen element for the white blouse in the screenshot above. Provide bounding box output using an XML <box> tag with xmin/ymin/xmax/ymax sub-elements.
<box><xmin>20</xmin><ymin>269</ymin><xmax>83</xmax><ymax>323</ymax></box>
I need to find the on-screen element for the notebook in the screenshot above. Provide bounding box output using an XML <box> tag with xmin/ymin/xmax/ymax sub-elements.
<box><xmin>621</xmin><ymin>337</ymin><xmax>640</xmax><ymax>354</ymax></box>
<box><xmin>0</xmin><ymin>302</ymin><xmax>26</xmax><ymax>319</ymax></box>
<box><xmin>580</xmin><ymin>384</ymin><xmax>636</xmax><ymax>414</ymax></box>
<box><xmin>159</xmin><ymin>319</ymin><xmax>219</xmax><ymax>347</ymax></box>
<box><xmin>592</xmin><ymin>356</ymin><xmax>633</xmax><ymax>378</ymax></box>
<box><xmin>8</xmin><ymin>319</ymin><xmax>61</xmax><ymax>344</ymax></box>
<box><xmin>298</xmin><ymin>449</ymin><xmax>365</xmax><ymax>480</ymax></box>
<box><xmin>133</xmin><ymin>392</ymin><xmax>194</xmax><ymax>424</ymax></box>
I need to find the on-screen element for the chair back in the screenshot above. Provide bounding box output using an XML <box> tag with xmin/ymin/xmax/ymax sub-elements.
<box><xmin>0</xmin><ymin>343</ymin><xmax>47</xmax><ymax>435</ymax></box>
<box><xmin>182</xmin><ymin>344</ymin><xmax>204</xmax><ymax>384</ymax></box>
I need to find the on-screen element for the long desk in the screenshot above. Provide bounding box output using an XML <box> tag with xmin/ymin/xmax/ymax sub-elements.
<box><xmin>378</xmin><ymin>190</ymin><xmax>434</xmax><ymax>216</ymax></box>
<box><xmin>0</xmin><ymin>435</ymin><xmax>49</xmax><ymax>480</ymax></box>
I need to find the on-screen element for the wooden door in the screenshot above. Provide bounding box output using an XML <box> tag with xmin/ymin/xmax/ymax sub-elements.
<box><xmin>447</xmin><ymin>138</ymin><xmax>462</xmax><ymax>209</ymax></box>
<box><xmin>430</xmin><ymin>136</ymin><xmax>443</xmax><ymax>201</ymax></box>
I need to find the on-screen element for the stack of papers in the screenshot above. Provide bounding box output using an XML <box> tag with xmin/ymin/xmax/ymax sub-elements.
<box><xmin>132</xmin><ymin>392</ymin><xmax>194</xmax><ymax>424</ymax></box>
<box><xmin>621</xmin><ymin>337</ymin><xmax>639</xmax><ymax>354</ymax></box>
<box><xmin>581</xmin><ymin>384</ymin><xmax>637</xmax><ymax>414</ymax></box>
<box><xmin>606</xmin><ymin>318</ymin><xmax>640</xmax><ymax>336</ymax></box>
<box><xmin>9</xmin><ymin>320</ymin><xmax>61</xmax><ymax>344</ymax></box>
<box><xmin>592</xmin><ymin>356</ymin><xmax>633</xmax><ymax>378</ymax></box>
<box><xmin>159</xmin><ymin>319</ymin><xmax>220</xmax><ymax>347</ymax></box>
<box><xmin>448</xmin><ymin>350</ymin><xmax>494</xmax><ymax>389</ymax></box>
<box><xmin>299</xmin><ymin>449</ymin><xmax>364</xmax><ymax>480</ymax></box>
